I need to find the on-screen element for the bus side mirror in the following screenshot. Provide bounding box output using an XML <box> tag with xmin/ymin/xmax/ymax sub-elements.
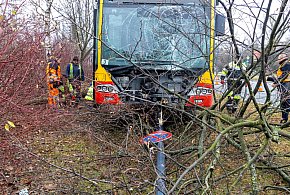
<box><xmin>215</xmin><ymin>13</ymin><xmax>225</xmax><ymax>36</ymax></box>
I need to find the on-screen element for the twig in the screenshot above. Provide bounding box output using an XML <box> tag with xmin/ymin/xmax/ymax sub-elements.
<box><xmin>264</xmin><ymin>185</ymin><xmax>290</xmax><ymax>193</ymax></box>
<box><xmin>168</xmin><ymin>120</ymin><xmax>261</xmax><ymax>194</ymax></box>
<box><xmin>230</xmin><ymin>137</ymin><xmax>269</xmax><ymax>191</ymax></box>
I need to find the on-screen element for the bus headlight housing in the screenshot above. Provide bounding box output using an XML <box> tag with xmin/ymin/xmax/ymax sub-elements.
<box><xmin>96</xmin><ymin>84</ymin><xmax>118</xmax><ymax>93</ymax></box>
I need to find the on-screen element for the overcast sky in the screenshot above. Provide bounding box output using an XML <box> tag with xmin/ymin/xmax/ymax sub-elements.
<box><xmin>220</xmin><ymin>0</ymin><xmax>290</xmax><ymax>44</ymax></box>
<box><xmin>4</xmin><ymin>0</ymin><xmax>288</xmax><ymax>48</ymax></box>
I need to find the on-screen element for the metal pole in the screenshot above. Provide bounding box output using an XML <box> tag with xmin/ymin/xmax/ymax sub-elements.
<box><xmin>156</xmin><ymin>138</ymin><xmax>166</xmax><ymax>194</ymax></box>
<box><xmin>156</xmin><ymin>110</ymin><xmax>166</xmax><ymax>195</ymax></box>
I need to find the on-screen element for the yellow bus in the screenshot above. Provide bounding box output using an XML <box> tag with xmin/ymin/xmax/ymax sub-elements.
<box><xmin>93</xmin><ymin>0</ymin><xmax>224</xmax><ymax>107</ymax></box>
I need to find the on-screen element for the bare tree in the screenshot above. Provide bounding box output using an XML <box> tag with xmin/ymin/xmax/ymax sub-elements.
<box><xmin>164</xmin><ymin>0</ymin><xmax>290</xmax><ymax>194</ymax></box>
<box><xmin>2</xmin><ymin>0</ymin><xmax>290</xmax><ymax>194</ymax></box>
<box><xmin>53</xmin><ymin>0</ymin><xmax>94</xmax><ymax>64</ymax></box>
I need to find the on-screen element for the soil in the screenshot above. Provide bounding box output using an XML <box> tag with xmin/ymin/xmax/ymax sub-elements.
<box><xmin>1</xmin><ymin>102</ymin><xmax>289</xmax><ymax>194</ymax></box>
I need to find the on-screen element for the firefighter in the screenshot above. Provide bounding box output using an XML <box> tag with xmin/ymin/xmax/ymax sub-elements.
<box><xmin>46</xmin><ymin>55</ymin><xmax>61</xmax><ymax>108</ymax></box>
<box><xmin>220</xmin><ymin>61</ymin><xmax>246</xmax><ymax>113</ymax></box>
<box><xmin>65</xmin><ymin>56</ymin><xmax>85</xmax><ymax>105</ymax></box>
<box><xmin>274</xmin><ymin>53</ymin><xmax>290</xmax><ymax>124</ymax></box>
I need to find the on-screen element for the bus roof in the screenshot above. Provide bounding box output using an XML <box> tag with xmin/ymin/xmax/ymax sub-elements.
<box><xmin>103</xmin><ymin>0</ymin><xmax>207</xmax><ymax>5</ymax></box>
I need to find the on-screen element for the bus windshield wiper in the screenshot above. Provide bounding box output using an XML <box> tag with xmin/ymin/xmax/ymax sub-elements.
<box><xmin>108</xmin><ymin>65</ymin><xmax>134</xmax><ymax>72</ymax></box>
<box><xmin>136</xmin><ymin>60</ymin><xmax>179</xmax><ymax>65</ymax></box>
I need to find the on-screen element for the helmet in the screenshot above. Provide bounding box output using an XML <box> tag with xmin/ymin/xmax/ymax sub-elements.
<box><xmin>49</xmin><ymin>55</ymin><xmax>56</xmax><ymax>60</ymax></box>
<box><xmin>278</xmin><ymin>53</ymin><xmax>288</xmax><ymax>63</ymax></box>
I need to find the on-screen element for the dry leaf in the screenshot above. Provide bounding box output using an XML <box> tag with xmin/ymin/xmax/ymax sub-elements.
<box><xmin>7</xmin><ymin>121</ymin><xmax>15</xmax><ymax>128</ymax></box>
<box><xmin>4</xmin><ymin>124</ymin><xmax>10</xmax><ymax>131</ymax></box>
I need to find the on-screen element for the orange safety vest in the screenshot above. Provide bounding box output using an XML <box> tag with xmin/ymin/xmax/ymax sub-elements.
<box><xmin>46</xmin><ymin>61</ymin><xmax>61</xmax><ymax>83</ymax></box>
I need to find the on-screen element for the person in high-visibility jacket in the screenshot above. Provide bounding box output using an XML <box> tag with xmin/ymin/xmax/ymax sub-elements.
<box><xmin>85</xmin><ymin>82</ymin><xmax>94</xmax><ymax>101</ymax></box>
<box><xmin>58</xmin><ymin>75</ymin><xmax>74</xmax><ymax>106</ymax></box>
<box><xmin>220</xmin><ymin>61</ymin><xmax>246</xmax><ymax>113</ymax></box>
<box><xmin>274</xmin><ymin>53</ymin><xmax>290</xmax><ymax>124</ymax></box>
<box><xmin>46</xmin><ymin>56</ymin><xmax>61</xmax><ymax>107</ymax></box>
<box><xmin>65</xmin><ymin>56</ymin><xmax>85</xmax><ymax>105</ymax></box>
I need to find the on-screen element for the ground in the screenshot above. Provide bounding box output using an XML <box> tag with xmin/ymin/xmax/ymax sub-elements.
<box><xmin>0</xmin><ymin>103</ymin><xmax>154</xmax><ymax>194</ymax></box>
<box><xmin>0</xmin><ymin>102</ymin><xmax>289</xmax><ymax>194</ymax></box>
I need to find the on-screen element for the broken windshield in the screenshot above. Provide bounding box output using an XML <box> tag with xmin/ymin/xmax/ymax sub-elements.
<box><xmin>101</xmin><ymin>4</ymin><xmax>210</xmax><ymax>70</ymax></box>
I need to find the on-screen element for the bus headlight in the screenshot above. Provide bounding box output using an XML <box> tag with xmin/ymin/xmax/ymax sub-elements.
<box><xmin>188</xmin><ymin>87</ymin><xmax>212</xmax><ymax>96</ymax></box>
<box><xmin>108</xmin><ymin>86</ymin><xmax>114</xmax><ymax>92</ymax></box>
<box><xmin>196</xmin><ymin>88</ymin><xmax>201</xmax><ymax>95</ymax></box>
<box><xmin>102</xmin><ymin>86</ymin><xmax>107</xmax><ymax>92</ymax></box>
<box><xmin>96</xmin><ymin>84</ymin><xmax>118</xmax><ymax>93</ymax></box>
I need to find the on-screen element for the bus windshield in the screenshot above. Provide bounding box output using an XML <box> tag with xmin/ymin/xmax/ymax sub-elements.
<box><xmin>101</xmin><ymin>4</ymin><xmax>210</xmax><ymax>70</ymax></box>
